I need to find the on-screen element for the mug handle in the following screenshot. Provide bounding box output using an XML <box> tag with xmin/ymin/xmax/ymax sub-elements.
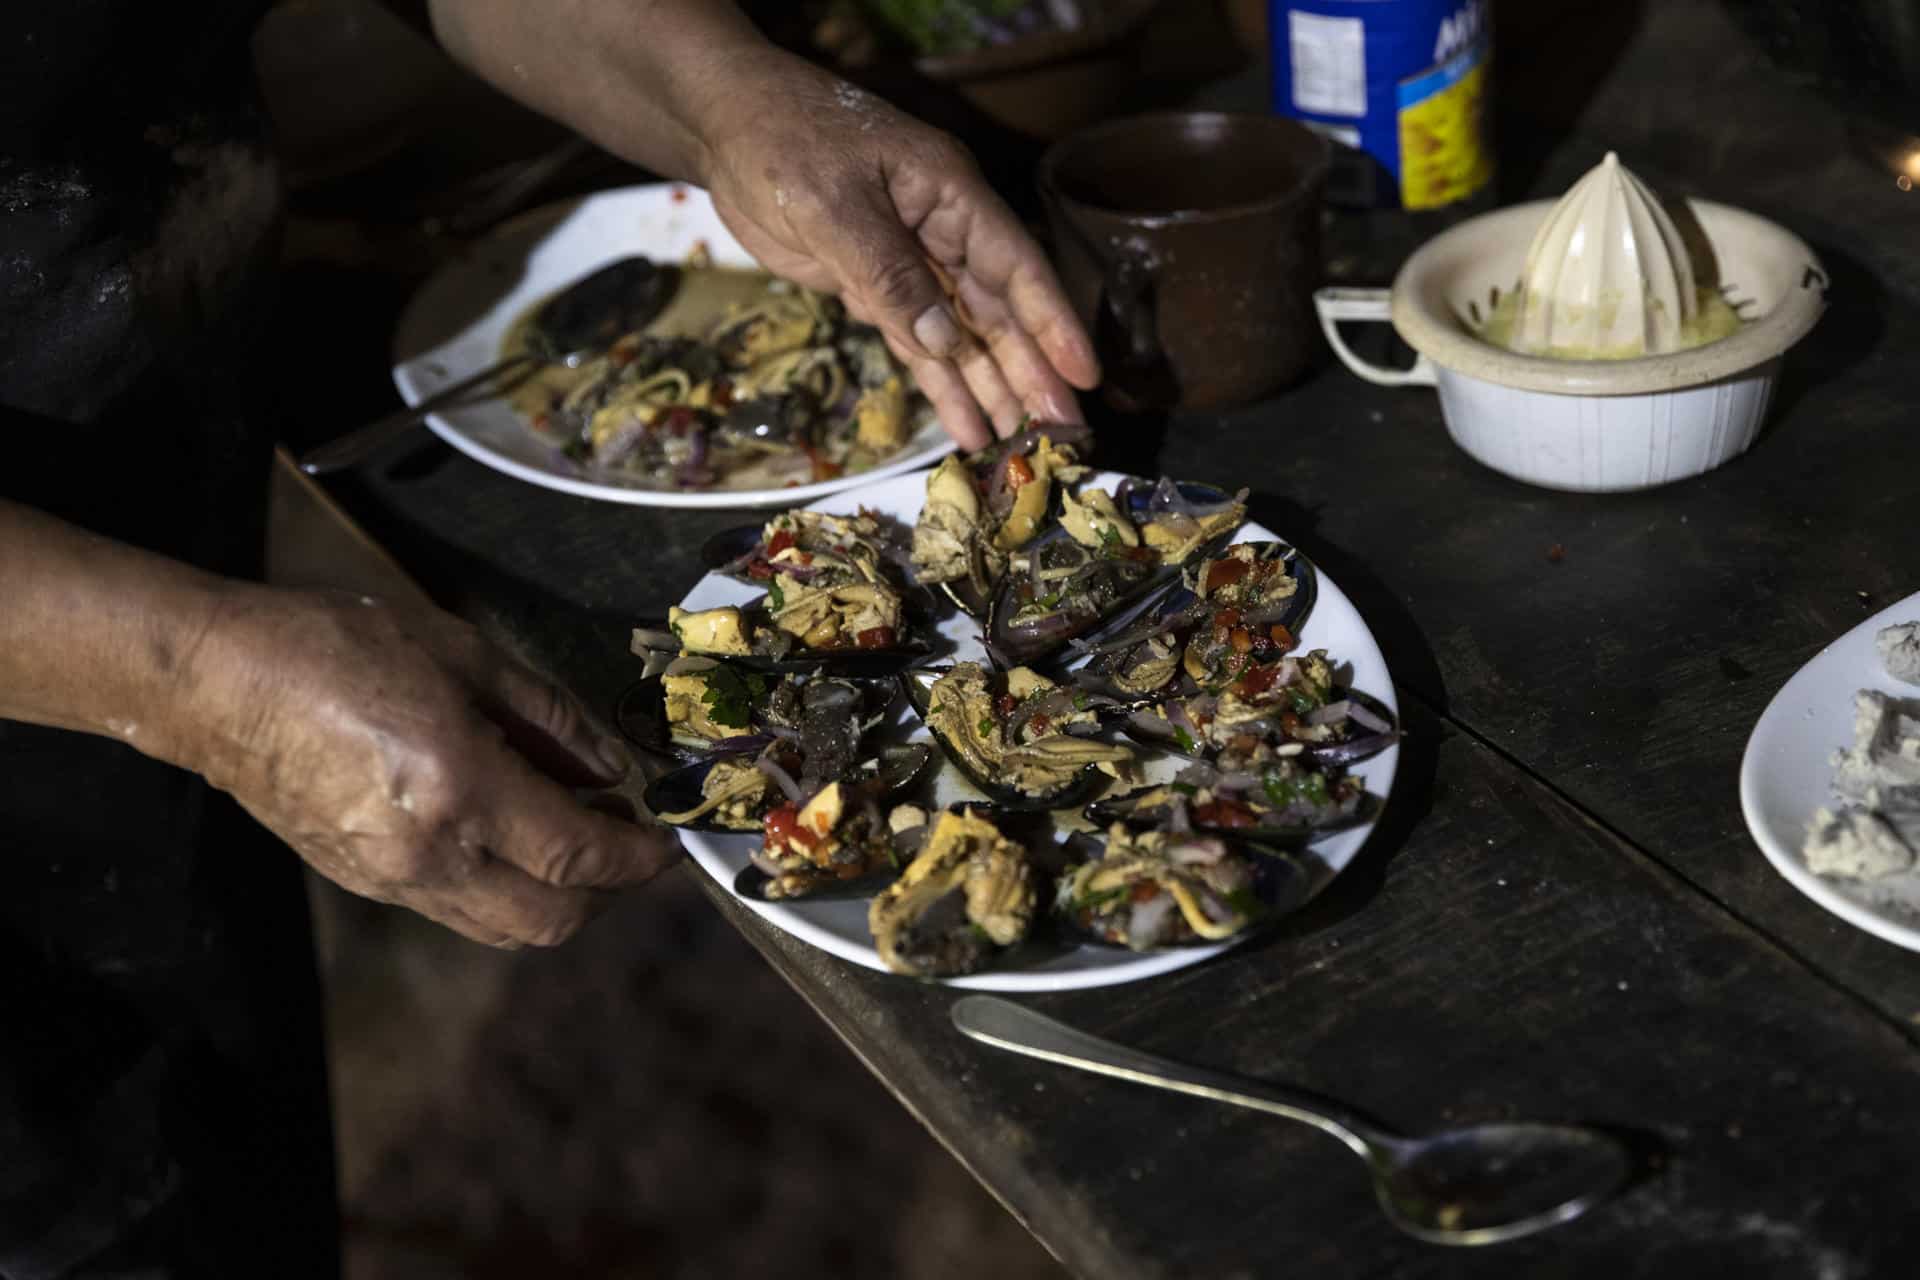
<box><xmin>1313</xmin><ymin>287</ymin><xmax>1437</xmax><ymax>387</ymax></box>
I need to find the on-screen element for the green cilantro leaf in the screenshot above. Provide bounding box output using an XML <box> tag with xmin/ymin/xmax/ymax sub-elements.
<box><xmin>1170</xmin><ymin>782</ymin><xmax>1198</xmax><ymax>797</ymax></box>
<box><xmin>701</xmin><ymin>665</ymin><xmax>768</xmax><ymax>729</ymax></box>
<box><xmin>767</xmin><ymin>579</ymin><xmax>786</xmax><ymax>611</ymax></box>
<box><xmin>1172</xmin><ymin>727</ymin><xmax>1196</xmax><ymax>754</ymax></box>
<box><xmin>978</xmin><ymin>715</ymin><xmax>997</xmax><ymax>738</ymax></box>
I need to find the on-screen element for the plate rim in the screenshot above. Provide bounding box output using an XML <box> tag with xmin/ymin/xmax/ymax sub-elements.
<box><xmin>1739</xmin><ymin>587</ymin><xmax>1920</xmax><ymax>951</ymax></box>
<box><xmin>389</xmin><ymin>181</ymin><xmax>957</xmax><ymax>509</ymax></box>
<box><xmin>671</xmin><ymin>467</ymin><xmax>1403</xmax><ymax>990</ymax></box>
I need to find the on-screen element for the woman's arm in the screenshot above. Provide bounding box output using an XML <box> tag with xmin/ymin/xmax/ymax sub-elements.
<box><xmin>424</xmin><ymin>0</ymin><xmax>1099</xmax><ymax>449</ymax></box>
<box><xmin>0</xmin><ymin>499</ymin><xmax>678</xmax><ymax>948</ymax></box>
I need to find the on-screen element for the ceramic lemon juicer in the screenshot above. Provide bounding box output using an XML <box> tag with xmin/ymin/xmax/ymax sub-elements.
<box><xmin>1314</xmin><ymin>153</ymin><xmax>1827</xmax><ymax>492</ymax></box>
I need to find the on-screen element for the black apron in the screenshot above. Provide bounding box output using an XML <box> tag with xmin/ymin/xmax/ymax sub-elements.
<box><xmin>1</xmin><ymin>4</ymin><xmax>336</xmax><ymax>1275</ymax></box>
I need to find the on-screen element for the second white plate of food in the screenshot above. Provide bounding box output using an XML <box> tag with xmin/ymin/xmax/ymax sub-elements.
<box><xmin>392</xmin><ymin>183</ymin><xmax>957</xmax><ymax>508</ymax></box>
<box><xmin>672</xmin><ymin>468</ymin><xmax>1403</xmax><ymax>990</ymax></box>
<box><xmin>1740</xmin><ymin>589</ymin><xmax>1920</xmax><ymax>951</ymax></box>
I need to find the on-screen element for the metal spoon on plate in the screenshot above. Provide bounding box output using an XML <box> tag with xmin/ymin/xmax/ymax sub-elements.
<box><xmin>298</xmin><ymin>255</ymin><xmax>680</xmax><ymax>475</ymax></box>
<box><xmin>951</xmin><ymin>995</ymin><xmax>1629</xmax><ymax>1247</ymax></box>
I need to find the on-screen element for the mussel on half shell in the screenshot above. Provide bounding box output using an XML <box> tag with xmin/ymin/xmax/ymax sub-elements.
<box><xmin>1121</xmin><ymin>684</ymin><xmax>1400</xmax><ymax>771</ymax></box>
<box><xmin>1054</xmin><ymin>825</ymin><xmax>1310</xmax><ymax>951</ymax></box>
<box><xmin>1085</xmin><ymin>757</ymin><xmax>1376</xmax><ymax>847</ymax></box>
<box><xmin>1068</xmin><ymin>541</ymin><xmax>1317</xmax><ymax>703</ymax></box>
<box><xmin>644</xmin><ymin>742</ymin><xmax>931</xmax><ymax>833</ymax></box>
<box><xmin>632</xmin><ymin>607</ymin><xmax>935</xmax><ymax>678</ymax></box>
<box><xmin>613</xmin><ymin>659</ymin><xmax>893</xmax><ymax>763</ymax></box>
<box><xmin>901</xmin><ymin>663</ymin><xmax>1135</xmax><ymax>811</ymax></box>
<box><xmin>985</xmin><ymin>479</ymin><xmax>1246</xmax><ymax>668</ymax></box>
<box><xmin>868</xmin><ymin>806</ymin><xmax>1036</xmax><ymax>977</ymax></box>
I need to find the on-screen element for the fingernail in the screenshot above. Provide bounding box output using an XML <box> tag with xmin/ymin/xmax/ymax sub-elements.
<box><xmin>1041</xmin><ymin>390</ymin><xmax>1084</xmax><ymax>425</ymax></box>
<box><xmin>595</xmin><ymin>735</ymin><xmax>631</xmax><ymax>780</ymax></box>
<box><xmin>913</xmin><ymin>304</ymin><xmax>963</xmax><ymax>358</ymax></box>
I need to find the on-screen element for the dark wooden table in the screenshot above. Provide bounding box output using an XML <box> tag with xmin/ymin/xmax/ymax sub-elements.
<box><xmin>300</xmin><ymin>3</ymin><xmax>1920</xmax><ymax>1274</ymax></box>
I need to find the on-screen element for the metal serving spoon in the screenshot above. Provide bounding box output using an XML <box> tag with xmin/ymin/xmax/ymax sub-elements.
<box><xmin>951</xmin><ymin>996</ymin><xmax>1630</xmax><ymax>1247</ymax></box>
<box><xmin>298</xmin><ymin>255</ymin><xmax>679</xmax><ymax>476</ymax></box>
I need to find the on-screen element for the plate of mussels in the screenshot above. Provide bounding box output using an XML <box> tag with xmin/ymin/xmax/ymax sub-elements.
<box><xmin>621</xmin><ymin>422</ymin><xmax>1402</xmax><ymax>989</ymax></box>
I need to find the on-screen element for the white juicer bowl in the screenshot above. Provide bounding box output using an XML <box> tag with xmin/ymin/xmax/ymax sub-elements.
<box><xmin>1314</xmin><ymin>198</ymin><xmax>1827</xmax><ymax>493</ymax></box>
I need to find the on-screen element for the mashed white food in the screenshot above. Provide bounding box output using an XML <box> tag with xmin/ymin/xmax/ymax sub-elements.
<box><xmin>1804</xmin><ymin>692</ymin><xmax>1920</xmax><ymax>880</ymax></box>
<box><xmin>1877</xmin><ymin>621</ymin><xmax>1920</xmax><ymax>687</ymax></box>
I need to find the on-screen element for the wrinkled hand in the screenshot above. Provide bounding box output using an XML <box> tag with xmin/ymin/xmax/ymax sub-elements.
<box><xmin>699</xmin><ymin>56</ymin><xmax>1100</xmax><ymax>450</ymax></box>
<box><xmin>179</xmin><ymin>587</ymin><xmax>679</xmax><ymax>948</ymax></box>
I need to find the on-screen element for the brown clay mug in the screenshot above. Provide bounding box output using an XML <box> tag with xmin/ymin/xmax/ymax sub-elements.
<box><xmin>1038</xmin><ymin>112</ymin><xmax>1330</xmax><ymax>411</ymax></box>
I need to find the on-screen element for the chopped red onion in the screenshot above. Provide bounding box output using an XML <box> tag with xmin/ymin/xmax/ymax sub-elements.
<box><xmin>1347</xmin><ymin>700</ymin><xmax>1393</xmax><ymax>734</ymax></box>
<box><xmin>1169</xmin><ymin>836</ymin><xmax>1226</xmax><ymax>865</ymax></box>
<box><xmin>755</xmin><ymin>754</ymin><xmax>807</xmax><ymax>806</ymax></box>
<box><xmin>1307</xmin><ymin>700</ymin><xmax>1352</xmax><ymax>727</ymax></box>
<box><xmin>749</xmin><ymin>849</ymin><xmax>783</xmax><ymax>876</ymax></box>
<box><xmin>1127</xmin><ymin>894</ymin><xmax>1176</xmax><ymax>948</ymax></box>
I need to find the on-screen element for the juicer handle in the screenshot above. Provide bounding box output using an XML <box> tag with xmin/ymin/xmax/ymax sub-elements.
<box><xmin>1313</xmin><ymin>287</ymin><xmax>1437</xmax><ymax>388</ymax></box>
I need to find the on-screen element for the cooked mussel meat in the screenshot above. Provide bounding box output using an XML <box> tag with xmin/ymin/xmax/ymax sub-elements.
<box><xmin>986</xmin><ymin>478</ymin><xmax>1246</xmax><ymax>667</ymax></box>
<box><xmin>741</xmin><ymin>783</ymin><xmax>929</xmax><ymax>901</ymax></box>
<box><xmin>868</xmin><ymin>807</ymin><xmax>1035</xmax><ymax>977</ymax></box>
<box><xmin>1087</xmin><ymin>753</ymin><xmax>1373</xmax><ymax>845</ymax></box>
<box><xmin>1124</xmin><ymin>652</ymin><xmax>1398</xmax><ymax>770</ymax></box>
<box><xmin>905</xmin><ymin>662</ymin><xmax>1134</xmax><ymax>810</ymax></box>
<box><xmin>1056</xmin><ymin>824</ymin><xmax>1303</xmax><ymax>950</ymax></box>
<box><xmin>910</xmin><ymin>424</ymin><xmax>1090</xmax><ymax>615</ymax></box>
<box><xmin>632</xmin><ymin>594</ymin><xmax>930</xmax><ymax>678</ymax></box>
<box><xmin>646</xmin><ymin>740</ymin><xmax>930</xmax><ymax>834</ymax></box>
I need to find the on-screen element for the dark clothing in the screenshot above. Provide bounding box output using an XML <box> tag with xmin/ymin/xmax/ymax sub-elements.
<box><xmin>2</xmin><ymin>3</ymin><xmax>336</xmax><ymax>1276</ymax></box>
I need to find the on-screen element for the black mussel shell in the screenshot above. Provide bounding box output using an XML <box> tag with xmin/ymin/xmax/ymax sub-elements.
<box><xmin>985</xmin><ymin>481</ymin><xmax>1243</xmax><ymax>669</ymax></box>
<box><xmin>633</xmin><ymin>615</ymin><xmax>938</xmax><ymax>677</ymax></box>
<box><xmin>698</xmin><ymin>523</ymin><xmax>765</xmax><ymax>577</ymax></box>
<box><xmin>612</xmin><ymin>674</ymin><xmax>771</xmax><ymax>762</ymax></box>
<box><xmin>645</xmin><ymin>743</ymin><xmax>932</xmax><ymax>834</ymax></box>
<box><xmin>1085</xmin><ymin>783</ymin><xmax>1378</xmax><ymax>846</ymax></box>
<box><xmin>899</xmin><ymin>667</ymin><xmax>1123</xmax><ymax>812</ymax></box>
<box><xmin>1051</xmin><ymin>830</ymin><xmax>1312</xmax><ymax>951</ymax></box>
<box><xmin>1300</xmin><ymin>689</ymin><xmax>1401</xmax><ymax>768</ymax></box>
<box><xmin>732</xmin><ymin>862</ymin><xmax>898</xmax><ymax>903</ymax></box>
<box><xmin>531</xmin><ymin>256</ymin><xmax>681</xmax><ymax>360</ymax></box>
<box><xmin>643</xmin><ymin>753</ymin><xmax>774</xmax><ymax>833</ymax></box>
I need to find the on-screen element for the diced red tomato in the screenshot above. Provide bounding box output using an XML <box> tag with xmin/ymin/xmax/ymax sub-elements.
<box><xmin>1279</xmin><ymin>711</ymin><xmax>1304</xmax><ymax>736</ymax></box>
<box><xmin>711</xmin><ymin>377</ymin><xmax>734</xmax><ymax>410</ymax></box>
<box><xmin>764</xmin><ymin>805</ymin><xmax>800</xmax><ymax>850</ymax></box>
<box><xmin>1269</xmin><ymin>623</ymin><xmax>1296</xmax><ymax>651</ymax></box>
<box><xmin>1238</xmin><ymin>662</ymin><xmax>1279</xmax><ymax>697</ymax></box>
<box><xmin>1229</xmin><ymin>627</ymin><xmax>1252</xmax><ymax>654</ymax></box>
<box><xmin>1129</xmin><ymin>882</ymin><xmax>1162</xmax><ymax>904</ymax></box>
<box><xmin>747</xmin><ymin>562</ymin><xmax>774</xmax><ymax>580</ymax></box>
<box><xmin>855</xmin><ymin>626</ymin><xmax>896</xmax><ymax>649</ymax></box>
<box><xmin>1028</xmin><ymin>713</ymin><xmax>1052</xmax><ymax>736</ymax></box>
<box><xmin>1125</xmin><ymin>545</ymin><xmax>1155</xmax><ymax>563</ymax></box>
<box><xmin>660</xmin><ymin>406</ymin><xmax>698</xmax><ymax>435</ymax></box>
<box><xmin>995</xmin><ymin>693</ymin><xmax>1019</xmax><ymax>718</ymax></box>
<box><xmin>1204</xmin><ymin>558</ymin><xmax>1249</xmax><ymax>592</ymax></box>
<box><xmin>1005</xmin><ymin>454</ymin><xmax>1035</xmax><ymax>490</ymax></box>
<box><xmin>1194</xmin><ymin>798</ymin><xmax>1257</xmax><ymax>829</ymax></box>
<box><xmin>1213</xmin><ymin>607</ymin><xmax>1243</xmax><ymax>632</ymax></box>
<box><xmin>767</xmin><ymin>529</ymin><xmax>797</xmax><ymax>557</ymax></box>
<box><xmin>531</xmin><ymin>412</ymin><xmax>551</xmax><ymax>434</ymax></box>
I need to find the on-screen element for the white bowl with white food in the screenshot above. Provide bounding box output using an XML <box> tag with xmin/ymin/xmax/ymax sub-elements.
<box><xmin>1314</xmin><ymin>159</ymin><xmax>1828</xmax><ymax>493</ymax></box>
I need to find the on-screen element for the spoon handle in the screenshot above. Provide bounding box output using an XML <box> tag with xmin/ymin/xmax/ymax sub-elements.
<box><xmin>298</xmin><ymin>351</ymin><xmax>540</xmax><ymax>476</ymax></box>
<box><xmin>951</xmin><ymin>995</ymin><xmax>1382</xmax><ymax>1159</ymax></box>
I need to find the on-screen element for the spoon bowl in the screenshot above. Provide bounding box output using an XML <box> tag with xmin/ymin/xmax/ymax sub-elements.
<box><xmin>951</xmin><ymin>995</ymin><xmax>1630</xmax><ymax>1247</ymax></box>
<box><xmin>1371</xmin><ymin>1122</ymin><xmax>1631</xmax><ymax>1246</ymax></box>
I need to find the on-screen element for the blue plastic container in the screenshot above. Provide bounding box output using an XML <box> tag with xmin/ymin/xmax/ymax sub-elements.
<box><xmin>1269</xmin><ymin>0</ymin><xmax>1494</xmax><ymax>209</ymax></box>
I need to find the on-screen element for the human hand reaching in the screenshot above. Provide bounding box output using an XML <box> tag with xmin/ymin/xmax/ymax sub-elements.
<box><xmin>177</xmin><ymin>587</ymin><xmax>679</xmax><ymax>948</ymax></box>
<box><xmin>696</xmin><ymin>55</ymin><xmax>1100</xmax><ymax>450</ymax></box>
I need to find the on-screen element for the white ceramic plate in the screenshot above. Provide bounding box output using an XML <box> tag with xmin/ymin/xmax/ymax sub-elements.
<box><xmin>673</xmin><ymin>468</ymin><xmax>1403</xmax><ymax>989</ymax></box>
<box><xmin>1740</xmin><ymin>590</ymin><xmax>1920</xmax><ymax>950</ymax></box>
<box><xmin>391</xmin><ymin>184</ymin><xmax>956</xmax><ymax>509</ymax></box>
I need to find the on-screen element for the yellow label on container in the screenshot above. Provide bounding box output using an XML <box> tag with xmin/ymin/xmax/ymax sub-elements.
<box><xmin>1397</xmin><ymin>51</ymin><xmax>1493</xmax><ymax>210</ymax></box>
